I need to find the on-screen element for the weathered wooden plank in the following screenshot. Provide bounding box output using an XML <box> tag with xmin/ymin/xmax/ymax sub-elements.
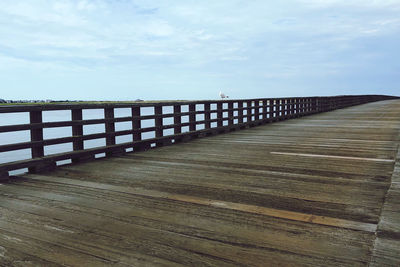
<box><xmin>9</xmin><ymin>174</ymin><xmax>376</xmax><ymax>232</ymax></box>
<box><xmin>0</xmin><ymin>182</ymin><xmax>374</xmax><ymax>266</ymax></box>
<box><xmin>54</xmin><ymin>155</ymin><xmax>387</xmax><ymax>208</ymax></box>
<box><xmin>370</xmin><ymin>148</ymin><xmax>400</xmax><ymax>266</ymax></box>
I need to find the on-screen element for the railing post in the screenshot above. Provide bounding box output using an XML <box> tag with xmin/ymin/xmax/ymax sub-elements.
<box><xmin>325</xmin><ymin>98</ymin><xmax>329</xmax><ymax>110</ymax></box>
<box><xmin>204</xmin><ymin>103</ymin><xmax>211</xmax><ymax>129</ymax></box>
<box><xmin>310</xmin><ymin>97</ymin><xmax>315</xmax><ymax>113</ymax></box>
<box><xmin>237</xmin><ymin>101</ymin><xmax>243</xmax><ymax>124</ymax></box>
<box><xmin>281</xmin><ymin>99</ymin><xmax>285</xmax><ymax>118</ymax></box>
<box><xmin>323</xmin><ymin>97</ymin><xmax>328</xmax><ymax>112</ymax></box>
<box><xmin>291</xmin><ymin>98</ymin><xmax>297</xmax><ymax>118</ymax></box>
<box><xmin>262</xmin><ymin>100</ymin><xmax>267</xmax><ymax>121</ymax></box>
<box><xmin>300</xmin><ymin>98</ymin><xmax>304</xmax><ymax>114</ymax></box>
<box><xmin>189</xmin><ymin>104</ymin><xmax>196</xmax><ymax>132</ymax></box>
<box><xmin>282</xmin><ymin>98</ymin><xmax>288</xmax><ymax>120</ymax></box>
<box><xmin>305</xmin><ymin>98</ymin><xmax>308</xmax><ymax>113</ymax></box>
<box><xmin>71</xmin><ymin>109</ymin><xmax>84</xmax><ymax>163</ymax></box>
<box><xmin>311</xmin><ymin>98</ymin><xmax>316</xmax><ymax>113</ymax></box>
<box><xmin>154</xmin><ymin>105</ymin><xmax>164</xmax><ymax>146</ymax></box>
<box><xmin>132</xmin><ymin>106</ymin><xmax>141</xmax><ymax>141</ymax></box>
<box><xmin>173</xmin><ymin>105</ymin><xmax>182</xmax><ymax>134</ymax></box>
<box><xmin>279</xmin><ymin>99</ymin><xmax>283</xmax><ymax>118</ymax></box>
<box><xmin>272</xmin><ymin>100</ymin><xmax>277</xmax><ymax>120</ymax></box>
<box><xmin>320</xmin><ymin>97</ymin><xmax>324</xmax><ymax>112</ymax></box>
<box><xmin>132</xmin><ymin>106</ymin><xmax>146</xmax><ymax>151</ymax></box>
<box><xmin>29</xmin><ymin>110</ymin><xmax>52</xmax><ymax>173</ymax></box>
<box><xmin>282</xmin><ymin>99</ymin><xmax>285</xmax><ymax>117</ymax></box>
<box><xmin>105</xmin><ymin>107</ymin><xmax>116</xmax><ymax>156</ymax></box>
<box><xmin>305</xmin><ymin>98</ymin><xmax>309</xmax><ymax>113</ymax></box>
<box><xmin>276</xmin><ymin>99</ymin><xmax>280</xmax><ymax>119</ymax></box>
<box><xmin>319</xmin><ymin>97</ymin><xmax>324</xmax><ymax>112</ymax></box>
<box><xmin>268</xmin><ymin>100</ymin><xmax>272</xmax><ymax>120</ymax></box>
<box><xmin>0</xmin><ymin>171</ymin><xmax>9</xmax><ymax>181</ymax></box>
<box><xmin>154</xmin><ymin>106</ymin><xmax>163</xmax><ymax>138</ymax></box>
<box><xmin>30</xmin><ymin>111</ymin><xmax>44</xmax><ymax>158</ymax></box>
<box><xmin>217</xmin><ymin>102</ymin><xmax>223</xmax><ymax>127</ymax></box>
<box><xmin>254</xmin><ymin>100</ymin><xmax>260</xmax><ymax>122</ymax></box>
<box><xmin>228</xmin><ymin>102</ymin><xmax>234</xmax><ymax>126</ymax></box>
<box><xmin>326</xmin><ymin>98</ymin><xmax>332</xmax><ymax>111</ymax></box>
<box><xmin>247</xmin><ymin>100</ymin><xmax>252</xmax><ymax>125</ymax></box>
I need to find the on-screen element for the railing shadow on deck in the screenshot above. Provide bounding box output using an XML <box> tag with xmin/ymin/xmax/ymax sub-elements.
<box><xmin>0</xmin><ymin>95</ymin><xmax>398</xmax><ymax>179</ymax></box>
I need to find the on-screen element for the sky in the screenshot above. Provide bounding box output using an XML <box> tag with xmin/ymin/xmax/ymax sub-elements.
<box><xmin>0</xmin><ymin>0</ymin><xmax>399</xmax><ymax>101</ymax></box>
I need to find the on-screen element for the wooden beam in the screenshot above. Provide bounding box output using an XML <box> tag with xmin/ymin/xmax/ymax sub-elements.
<box><xmin>28</xmin><ymin>110</ymin><xmax>44</xmax><ymax>173</ymax></box>
<box><xmin>204</xmin><ymin>103</ymin><xmax>211</xmax><ymax>129</ymax></box>
<box><xmin>71</xmin><ymin>109</ymin><xmax>83</xmax><ymax>163</ymax></box>
<box><xmin>237</xmin><ymin>101</ymin><xmax>243</xmax><ymax>124</ymax></box>
<box><xmin>228</xmin><ymin>102</ymin><xmax>234</xmax><ymax>126</ymax></box>
<box><xmin>154</xmin><ymin>106</ymin><xmax>163</xmax><ymax>146</ymax></box>
<box><xmin>173</xmin><ymin>105</ymin><xmax>182</xmax><ymax>134</ymax></box>
<box><xmin>104</xmin><ymin>107</ymin><xmax>117</xmax><ymax>156</ymax></box>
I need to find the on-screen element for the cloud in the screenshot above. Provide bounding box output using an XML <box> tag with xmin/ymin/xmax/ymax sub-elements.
<box><xmin>1</xmin><ymin>0</ymin><xmax>396</xmax><ymax>68</ymax></box>
<box><xmin>145</xmin><ymin>20</ymin><xmax>175</xmax><ymax>37</ymax></box>
<box><xmin>298</xmin><ymin>0</ymin><xmax>400</xmax><ymax>8</ymax></box>
<box><xmin>0</xmin><ymin>0</ymin><xmax>399</xmax><ymax>99</ymax></box>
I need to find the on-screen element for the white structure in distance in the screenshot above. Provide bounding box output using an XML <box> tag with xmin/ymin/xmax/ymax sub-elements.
<box><xmin>219</xmin><ymin>91</ymin><xmax>229</xmax><ymax>99</ymax></box>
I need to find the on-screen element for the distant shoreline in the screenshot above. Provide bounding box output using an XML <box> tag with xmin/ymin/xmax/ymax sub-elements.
<box><xmin>0</xmin><ymin>100</ymin><xmax>194</xmax><ymax>106</ymax></box>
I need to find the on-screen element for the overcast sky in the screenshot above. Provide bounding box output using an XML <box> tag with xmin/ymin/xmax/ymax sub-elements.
<box><xmin>0</xmin><ymin>0</ymin><xmax>399</xmax><ymax>100</ymax></box>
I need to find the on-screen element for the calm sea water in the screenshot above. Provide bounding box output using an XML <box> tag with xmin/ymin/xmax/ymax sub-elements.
<box><xmin>0</xmin><ymin>104</ymin><xmax>224</xmax><ymax>174</ymax></box>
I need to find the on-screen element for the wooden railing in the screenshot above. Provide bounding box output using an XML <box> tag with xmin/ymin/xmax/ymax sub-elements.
<box><xmin>0</xmin><ymin>95</ymin><xmax>397</xmax><ymax>178</ymax></box>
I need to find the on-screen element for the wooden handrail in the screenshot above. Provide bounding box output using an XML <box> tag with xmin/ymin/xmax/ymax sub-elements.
<box><xmin>0</xmin><ymin>95</ymin><xmax>398</xmax><ymax>178</ymax></box>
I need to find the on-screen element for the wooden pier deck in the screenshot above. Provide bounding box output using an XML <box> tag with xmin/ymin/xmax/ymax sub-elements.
<box><xmin>1</xmin><ymin>99</ymin><xmax>400</xmax><ymax>266</ymax></box>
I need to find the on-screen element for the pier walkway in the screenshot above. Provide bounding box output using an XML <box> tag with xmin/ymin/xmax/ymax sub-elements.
<box><xmin>1</xmin><ymin>99</ymin><xmax>400</xmax><ymax>266</ymax></box>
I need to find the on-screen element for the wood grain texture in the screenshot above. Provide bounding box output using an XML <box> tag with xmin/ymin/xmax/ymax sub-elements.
<box><xmin>1</xmin><ymin>99</ymin><xmax>400</xmax><ymax>266</ymax></box>
<box><xmin>370</xmin><ymin>148</ymin><xmax>400</xmax><ymax>266</ymax></box>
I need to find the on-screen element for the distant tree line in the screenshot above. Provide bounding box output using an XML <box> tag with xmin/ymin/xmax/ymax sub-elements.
<box><xmin>0</xmin><ymin>99</ymin><xmax>78</xmax><ymax>104</ymax></box>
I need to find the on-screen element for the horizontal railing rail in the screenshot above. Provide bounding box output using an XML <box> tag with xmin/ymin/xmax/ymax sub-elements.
<box><xmin>0</xmin><ymin>95</ymin><xmax>398</xmax><ymax>178</ymax></box>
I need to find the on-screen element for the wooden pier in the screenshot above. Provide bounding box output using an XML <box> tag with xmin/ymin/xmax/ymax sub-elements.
<box><xmin>0</xmin><ymin>96</ymin><xmax>400</xmax><ymax>266</ymax></box>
